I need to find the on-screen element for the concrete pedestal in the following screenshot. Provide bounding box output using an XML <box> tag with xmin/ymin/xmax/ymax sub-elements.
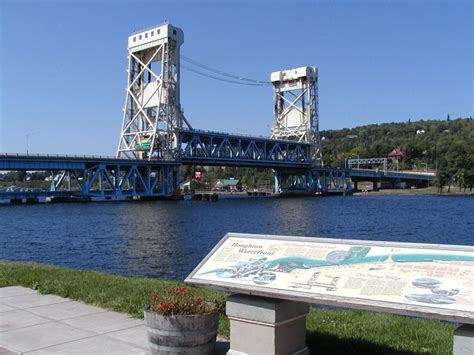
<box><xmin>454</xmin><ymin>324</ymin><xmax>474</xmax><ymax>355</ymax></box>
<box><xmin>226</xmin><ymin>294</ymin><xmax>309</xmax><ymax>355</ymax></box>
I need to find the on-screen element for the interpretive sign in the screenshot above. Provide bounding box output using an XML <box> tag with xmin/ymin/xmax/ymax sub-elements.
<box><xmin>186</xmin><ymin>233</ymin><xmax>474</xmax><ymax>324</ymax></box>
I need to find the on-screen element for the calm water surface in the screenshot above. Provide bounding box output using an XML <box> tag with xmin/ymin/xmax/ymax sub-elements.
<box><xmin>1</xmin><ymin>195</ymin><xmax>472</xmax><ymax>280</ymax></box>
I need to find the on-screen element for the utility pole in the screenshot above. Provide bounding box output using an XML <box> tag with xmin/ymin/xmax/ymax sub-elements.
<box><xmin>26</xmin><ymin>133</ymin><xmax>30</xmax><ymax>155</ymax></box>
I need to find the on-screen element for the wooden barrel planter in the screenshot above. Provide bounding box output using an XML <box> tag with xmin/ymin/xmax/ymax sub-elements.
<box><xmin>144</xmin><ymin>308</ymin><xmax>219</xmax><ymax>354</ymax></box>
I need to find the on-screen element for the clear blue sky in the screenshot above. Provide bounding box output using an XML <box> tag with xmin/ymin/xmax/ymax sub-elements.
<box><xmin>1</xmin><ymin>0</ymin><xmax>472</xmax><ymax>155</ymax></box>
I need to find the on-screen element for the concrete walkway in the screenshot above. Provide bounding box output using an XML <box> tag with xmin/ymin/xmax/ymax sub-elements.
<box><xmin>0</xmin><ymin>286</ymin><xmax>229</xmax><ymax>354</ymax></box>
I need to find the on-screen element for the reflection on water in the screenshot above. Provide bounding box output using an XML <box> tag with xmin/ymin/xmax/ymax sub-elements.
<box><xmin>0</xmin><ymin>195</ymin><xmax>472</xmax><ymax>280</ymax></box>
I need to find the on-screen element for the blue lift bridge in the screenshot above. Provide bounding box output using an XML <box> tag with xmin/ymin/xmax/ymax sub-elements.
<box><xmin>0</xmin><ymin>23</ymin><xmax>433</xmax><ymax>203</ymax></box>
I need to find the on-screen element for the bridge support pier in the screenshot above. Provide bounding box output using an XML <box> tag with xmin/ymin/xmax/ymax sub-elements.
<box><xmin>372</xmin><ymin>181</ymin><xmax>378</xmax><ymax>192</ymax></box>
<box><xmin>273</xmin><ymin>170</ymin><xmax>280</xmax><ymax>193</ymax></box>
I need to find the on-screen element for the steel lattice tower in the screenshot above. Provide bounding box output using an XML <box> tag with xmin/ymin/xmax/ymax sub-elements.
<box><xmin>270</xmin><ymin>66</ymin><xmax>322</xmax><ymax>166</ymax></box>
<box><xmin>117</xmin><ymin>23</ymin><xmax>191</xmax><ymax>160</ymax></box>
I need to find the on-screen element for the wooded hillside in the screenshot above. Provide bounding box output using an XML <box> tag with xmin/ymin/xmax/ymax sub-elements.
<box><xmin>321</xmin><ymin>118</ymin><xmax>473</xmax><ymax>190</ymax></box>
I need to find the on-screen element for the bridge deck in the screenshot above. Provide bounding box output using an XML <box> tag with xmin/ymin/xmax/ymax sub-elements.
<box><xmin>0</xmin><ymin>154</ymin><xmax>434</xmax><ymax>181</ymax></box>
<box><xmin>0</xmin><ymin>153</ymin><xmax>178</xmax><ymax>171</ymax></box>
<box><xmin>0</xmin><ymin>153</ymin><xmax>434</xmax><ymax>202</ymax></box>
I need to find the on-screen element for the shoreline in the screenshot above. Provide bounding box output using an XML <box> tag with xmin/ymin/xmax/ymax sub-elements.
<box><xmin>353</xmin><ymin>187</ymin><xmax>473</xmax><ymax>197</ymax></box>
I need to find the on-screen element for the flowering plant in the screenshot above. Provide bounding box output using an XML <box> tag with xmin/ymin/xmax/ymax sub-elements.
<box><xmin>148</xmin><ymin>286</ymin><xmax>216</xmax><ymax>316</ymax></box>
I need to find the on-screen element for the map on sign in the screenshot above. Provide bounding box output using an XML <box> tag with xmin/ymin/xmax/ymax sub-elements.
<box><xmin>186</xmin><ymin>233</ymin><xmax>474</xmax><ymax>323</ymax></box>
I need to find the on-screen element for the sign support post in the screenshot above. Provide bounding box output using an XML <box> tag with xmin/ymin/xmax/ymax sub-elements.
<box><xmin>226</xmin><ymin>294</ymin><xmax>309</xmax><ymax>355</ymax></box>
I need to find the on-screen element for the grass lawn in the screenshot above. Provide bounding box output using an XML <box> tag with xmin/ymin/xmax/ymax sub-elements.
<box><xmin>0</xmin><ymin>260</ymin><xmax>456</xmax><ymax>354</ymax></box>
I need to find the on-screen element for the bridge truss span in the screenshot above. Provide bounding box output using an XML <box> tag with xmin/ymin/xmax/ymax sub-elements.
<box><xmin>178</xmin><ymin>129</ymin><xmax>313</xmax><ymax>168</ymax></box>
<box><xmin>347</xmin><ymin>157</ymin><xmax>388</xmax><ymax>172</ymax></box>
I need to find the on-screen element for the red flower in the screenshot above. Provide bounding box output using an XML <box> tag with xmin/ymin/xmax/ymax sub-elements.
<box><xmin>151</xmin><ymin>292</ymin><xmax>158</xmax><ymax>301</ymax></box>
<box><xmin>160</xmin><ymin>303</ymin><xmax>167</xmax><ymax>312</ymax></box>
<box><xmin>195</xmin><ymin>297</ymin><xmax>203</xmax><ymax>304</ymax></box>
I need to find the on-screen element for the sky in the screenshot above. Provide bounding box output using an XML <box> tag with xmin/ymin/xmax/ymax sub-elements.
<box><xmin>0</xmin><ymin>0</ymin><xmax>472</xmax><ymax>155</ymax></box>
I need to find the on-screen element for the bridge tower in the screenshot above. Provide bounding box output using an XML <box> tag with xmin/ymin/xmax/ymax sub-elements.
<box><xmin>117</xmin><ymin>23</ymin><xmax>191</xmax><ymax>160</ymax></box>
<box><xmin>270</xmin><ymin>67</ymin><xmax>322</xmax><ymax>193</ymax></box>
<box><xmin>270</xmin><ymin>66</ymin><xmax>322</xmax><ymax>165</ymax></box>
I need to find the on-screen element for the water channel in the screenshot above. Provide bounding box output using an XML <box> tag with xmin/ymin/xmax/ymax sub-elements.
<box><xmin>1</xmin><ymin>195</ymin><xmax>472</xmax><ymax>280</ymax></box>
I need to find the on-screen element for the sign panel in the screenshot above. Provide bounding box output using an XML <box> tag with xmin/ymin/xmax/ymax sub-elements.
<box><xmin>186</xmin><ymin>233</ymin><xmax>474</xmax><ymax>324</ymax></box>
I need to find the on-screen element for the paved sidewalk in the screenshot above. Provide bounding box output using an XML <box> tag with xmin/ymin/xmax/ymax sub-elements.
<box><xmin>0</xmin><ymin>286</ymin><xmax>229</xmax><ymax>354</ymax></box>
